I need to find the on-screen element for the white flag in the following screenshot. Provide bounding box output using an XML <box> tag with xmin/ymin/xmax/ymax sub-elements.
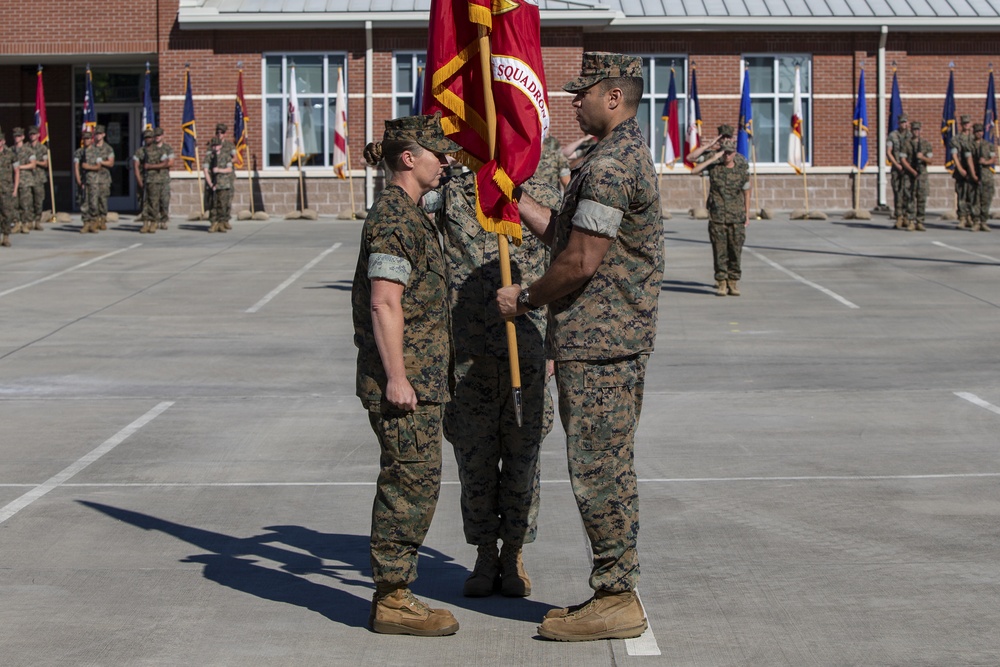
<box><xmin>788</xmin><ymin>65</ymin><xmax>804</xmax><ymax>174</ymax></box>
<box><xmin>283</xmin><ymin>65</ymin><xmax>306</xmax><ymax>169</ymax></box>
<box><xmin>333</xmin><ymin>68</ymin><xmax>349</xmax><ymax>179</ymax></box>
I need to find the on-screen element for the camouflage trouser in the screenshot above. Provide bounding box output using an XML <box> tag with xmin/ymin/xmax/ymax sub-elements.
<box><xmin>977</xmin><ymin>178</ymin><xmax>994</xmax><ymax>223</ymax></box>
<box><xmin>76</xmin><ymin>184</ymin><xmax>89</xmax><ymax>219</ymax></box>
<box><xmin>16</xmin><ymin>185</ymin><xmax>32</xmax><ymax>224</ymax></box>
<box><xmin>29</xmin><ymin>181</ymin><xmax>46</xmax><ymax>222</ymax></box>
<box><xmin>444</xmin><ymin>355</ymin><xmax>553</xmax><ymax>547</ymax></box>
<box><xmin>891</xmin><ymin>168</ymin><xmax>910</xmax><ymax>219</ymax></box>
<box><xmin>912</xmin><ymin>173</ymin><xmax>928</xmax><ymax>224</ymax></box>
<box><xmin>85</xmin><ymin>180</ymin><xmax>110</xmax><ymax>221</ymax></box>
<box><xmin>0</xmin><ymin>190</ymin><xmax>14</xmax><ymax>234</ymax></box>
<box><xmin>368</xmin><ymin>401</ymin><xmax>444</xmax><ymax>588</ymax></box>
<box><xmin>145</xmin><ymin>180</ymin><xmax>171</xmax><ymax>223</ymax></box>
<box><xmin>708</xmin><ymin>220</ymin><xmax>746</xmax><ymax>282</ymax></box>
<box><xmin>211</xmin><ymin>188</ymin><xmax>233</xmax><ymax>224</ymax></box>
<box><xmin>955</xmin><ymin>177</ymin><xmax>973</xmax><ymax>219</ymax></box>
<box><xmin>555</xmin><ymin>354</ymin><xmax>648</xmax><ymax>593</ymax></box>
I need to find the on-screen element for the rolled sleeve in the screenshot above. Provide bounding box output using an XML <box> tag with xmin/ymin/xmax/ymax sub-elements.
<box><xmin>368</xmin><ymin>252</ymin><xmax>412</xmax><ymax>285</ymax></box>
<box><xmin>572</xmin><ymin>198</ymin><xmax>624</xmax><ymax>238</ymax></box>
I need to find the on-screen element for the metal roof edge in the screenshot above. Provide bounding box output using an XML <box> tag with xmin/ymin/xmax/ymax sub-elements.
<box><xmin>602</xmin><ymin>15</ymin><xmax>1000</xmax><ymax>31</ymax></box>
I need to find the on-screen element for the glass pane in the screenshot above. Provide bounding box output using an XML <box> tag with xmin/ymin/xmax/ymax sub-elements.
<box><xmin>291</xmin><ymin>57</ymin><xmax>323</xmax><ymax>95</ymax></box>
<box><xmin>266</xmin><ymin>56</ymin><xmax>283</xmax><ymax>95</ymax></box>
<box><xmin>327</xmin><ymin>55</ymin><xmax>348</xmax><ymax>90</ymax></box>
<box><xmin>655</xmin><ymin>60</ymin><xmax>679</xmax><ymax>95</ymax></box>
<box><xmin>328</xmin><ymin>99</ymin><xmax>349</xmax><ymax>167</ymax></box>
<box><xmin>747</xmin><ymin>57</ymin><xmax>774</xmax><ymax>94</ymax></box>
<box><xmin>397</xmin><ymin>56</ymin><xmax>414</xmax><ymax>94</ymax></box>
<box><xmin>641</xmin><ymin>58</ymin><xmax>651</xmax><ymax>95</ymax></box>
<box><xmin>396</xmin><ymin>99</ymin><xmax>414</xmax><ymax>118</ymax></box>
<box><xmin>751</xmin><ymin>99</ymin><xmax>776</xmax><ymax>162</ymax></box>
<box><xmin>637</xmin><ymin>98</ymin><xmax>651</xmax><ymax>145</ymax></box>
<box><xmin>267</xmin><ymin>98</ymin><xmax>283</xmax><ymax>166</ymax></box>
<box><xmin>802</xmin><ymin>60</ymin><xmax>812</xmax><ymax>94</ymax></box>
<box><xmin>300</xmin><ymin>97</ymin><xmax>325</xmax><ymax>162</ymax></box>
<box><xmin>778</xmin><ymin>99</ymin><xmax>811</xmax><ymax>164</ymax></box>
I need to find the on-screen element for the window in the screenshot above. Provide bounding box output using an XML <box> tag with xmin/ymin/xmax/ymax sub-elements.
<box><xmin>263</xmin><ymin>53</ymin><xmax>348</xmax><ymax>168</ymax></box>
<box><xmin>394</xmin><ymin>52</ymin><xmax>427</xmax><ymax>119</ymax></box>
<box><xmin>742</xmin><ymin>56</ymin><xmax>812</xmax><ymax>166</ymax></box>
<box><xmin>637</xmin><ymin>56</ymin><xmax>688</xmax><ymax>168</ymax></box>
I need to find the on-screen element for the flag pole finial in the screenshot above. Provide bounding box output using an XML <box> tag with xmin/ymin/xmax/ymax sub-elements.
<box><xmin>950</xmin><ymin>61</ymin><xmax>955</xmax><ymax>69</ymax></box>
<box><xmin>238</xmin><ymin>60</ymin><xmax>244</xmax><ymax>69</ymax></box>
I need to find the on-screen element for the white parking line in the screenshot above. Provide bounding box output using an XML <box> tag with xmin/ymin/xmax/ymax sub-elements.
<box><xmin>747</xmin><ymin>248</ymin><xmax>860</xmax><ymax>309</ymax></box>
<box><xmin>626</xmin><ymin>592</ymin><xmax>661</xmax><ymax>655</ymax></box>
<box><xmin>0</xmin><ymin>244</ymin><xmax>142</xmax><ymax>299</ymax></box>
<box><xmin>933</xmin><ymin>241</ymin><xmax>1000</xmax><ymax>263</ymax></box>
<box><xmin>0</xmin><ymin>402</ymin><xmax>173</xmax><ymax>525</ymax></box>
<box><xmin>955</xmin><ymin>392</ymin><xmax>1000</xmax><ymax>415</ymax></box>
<box><xmin>246</xmin><ymin>243</ymin><xmax>342</xmax><ymax>313</ymax></box>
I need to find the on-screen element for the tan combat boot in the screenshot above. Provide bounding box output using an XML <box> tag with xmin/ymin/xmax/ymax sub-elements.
<box><xmin>12</xmin><ymin>222</ymin><xmax>22</xmax><ymax>234</ymax></box>
<box><xmin>1</xmin><ymin>234</ymin><xmax>10</xmax><ymax>247</ymax></box>
<box><xmin>715</xmin><ymin>280</ymin><xmax>727</xmax><ymax>297</ymax></box>
<box><xmin>499</xmin><ymin>542</ymin><xmax>531</xmax><ymax>597</ymax></box>
<box><xmin>223</xmin><ymin>220</ymin><xmax>232</xmax><ymax>230</ymax></box>
<box><xmin>915</xmin><ymin>221</ymin><xmax>926</xmax><ymax>231</ymax></box>
<box><xmin>727</xmin><ymin>280</ymin><xmax>741</xmax><ymax>296</ymax></box>
<box><xmin>139</xmin><ymin>221</ymin><xmax>150</xmax><ymax>234</ymax></box>
<box><xmin>79</xmin><ymin>221</ymin><xmax>91</xmax><ymax>234</ymax></box>
<box><xmin>958</xmin><ymin>216</ymin><xmax>969</xmax><ymax>229</ymax></box>
<box><xmin>537</xmin><ymin>590</ymin><xmax>648</xmax><ymax>642</ymax></box>
<box><xmin>99</xmin><ymin>218</ymin><xmax>107</xmax><ymax>230</ymax></box>
<box><xmin>33</xmin><ymin>220</ymin><xmax>43</xmax><ymax>231</ymax></box>
<box><xmin>369</xmin><ymin>588</ymin><xmax>459</xmax><ymax>636</ymax></box>
<box><xmin>981</xmin><ymin>220</ymin><xmax>991</xmax><ymax>232</ymax></box>
<box><xmin>207</xmin><ymin>222</ymin><xmax>219</xmax><ymax>233</ymax></box>
<box><xmin>971</xmin><ymin>221</ymin><xmax>981</xmax><ymax>231</ymax></box>
<box><xmin>463</xmin><ymin>543</ymin><xmax>500</xmax><ymax>597</ymax></box>
<box><xmin>906</xmin><ymin>219</ymin><xmax>915</xmax><ymax>232</ymax></box>
<box><xmin>894</xmin><ymin>216</ymin><xmax>905</xmax><ymax>229</ymax></box>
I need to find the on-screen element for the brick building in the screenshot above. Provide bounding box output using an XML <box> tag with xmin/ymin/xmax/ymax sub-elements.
<box><xmin>2</xmin><ymin>0</ymin><xmax>999</xmax><ymax>215</ymax></box>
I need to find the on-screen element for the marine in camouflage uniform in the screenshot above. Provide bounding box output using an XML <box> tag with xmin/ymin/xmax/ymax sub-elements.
<box><xmin>353</xmin><ymin>113</ymin><xmax>462</xmax><ymax>636</ymax></box>
<box><xmin>133</xmin><ymin>130</ymin><xmax>153</xmax><ymax>225</ymax></box>
<box><xmin>951</xmin><ymin>115</ymin><xmax>976</xmax><ymax>229</ymax></box>
<box><xmin>887</xmin><ymin>115</ymin><xmax>911</xmax><ymax>229</ymax></box>
<box><xmin>0</xmin><ymin>128</ymin><xmax>20</xmax><ymax>247</ymax></box>
<box><xmin>435</xmin><ymin>171</ymin><xmax>556</xmax><ymax>598</ymax></box>
<box><xmin>73</xmin><ymin>132</ymin><xmax>92</xmax><ymax>222</ymax></box>
<box><xmin>692</xmin><ymin>136</ymin><xmax>751</xmax><ymax>295</ymax></box>
<box><xmin>498</xmin><ymin>52</ymin><xmax>662</xmax><ymax>642</ymax></box>
<box><xmin>972</xmin><ymin>123</ymin><xmax>995</xmax><ymax>232</ymax></box>
<box><xmin>11</xmin><ymin>128</ymin><xmax>35</xmax><ymax>234</ymax></box>
<box><xmin>902</xmin><ymin>121</ymin><xmax>932</xmax><ymax>231</ymax></box>
<box><xmin>82</xmin><ymin>125</ymin><xmax>114</xmax><ymax>232</ymax></box>
<box><xmin>214</xmin><ymin>123</ymin><xmax>237</xmax><ymax>229</ymax></box>
<box><xmin>144</xmin><ymin>128</ymin><xmax>174</xmax><ymax>231</ymax></box>
<box><xmin>205</xmin><ymin>137</ymin><xmax>234</xmax><ymax>233</ymax></box>
<box><xmin>27</xmin><ymin>126</ymin><xmax>49</xmax><ymax>230</ymax></box>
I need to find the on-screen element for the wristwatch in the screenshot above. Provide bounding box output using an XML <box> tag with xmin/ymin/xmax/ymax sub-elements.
<box><xmin>517</xmin><ymin>288</ymin><xmax>538</xmax><ymax>310</ymax></box>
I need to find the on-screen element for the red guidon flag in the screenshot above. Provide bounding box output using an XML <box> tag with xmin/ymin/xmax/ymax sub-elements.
<box><xmin>425</xmin><ymin>0</ymin><xmax>549</xmax><ymax>243</ymax></box>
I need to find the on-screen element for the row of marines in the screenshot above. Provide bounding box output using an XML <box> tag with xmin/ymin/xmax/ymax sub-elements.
<box><xmin>0</xmin><ymin>125</ymin><xmax>50</xmax><ymax>247</ymax></box>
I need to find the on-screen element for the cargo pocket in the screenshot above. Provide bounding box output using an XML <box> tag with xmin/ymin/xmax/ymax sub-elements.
<box><xmin>577</xmin><ymin>362</ymin><xmax>635</xmax><ymax>451</ymax></box>
<box><xmin>380</xmin><ymin>406</ymin><xmax>438</xmax><ymax>463</ymax></box>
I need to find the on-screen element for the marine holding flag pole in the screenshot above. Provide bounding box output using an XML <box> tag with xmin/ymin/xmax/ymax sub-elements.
<box><xmin>36</xmin><ymin>65</ymin><xmax>57</xmax><ymax>221</ymax></box>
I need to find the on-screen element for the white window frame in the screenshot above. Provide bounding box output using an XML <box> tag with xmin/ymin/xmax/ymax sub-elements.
<box><xmin>740</xmin><ymin>54</ymin><xmax>813</xmax><ymax>167</ymax></box>
<box><xmin>637</xmin><ymin>55</ymin><xmax>689</xmax><ymax>168</ymax></box>
<box><xmin>393</xmin><ymin>51</ymin><xmax>427</xmax><ymax>120</ymax></box>
<box><xmin>261</xmin><ymin>52</ymin><xmax>348</xmax><ymax>169</ymax></box>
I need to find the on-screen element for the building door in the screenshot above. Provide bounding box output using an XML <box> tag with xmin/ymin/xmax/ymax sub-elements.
<box><xmin>97</xmin><ymin>108</ymin><xmax>140</xmax><ymax>211</ymax></box>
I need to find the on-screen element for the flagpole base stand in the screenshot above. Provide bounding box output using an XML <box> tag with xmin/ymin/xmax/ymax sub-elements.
<box><xmin>511</xmin><ymin>386</ymin><xmax>523</xmax><ymax>428</ymax></box>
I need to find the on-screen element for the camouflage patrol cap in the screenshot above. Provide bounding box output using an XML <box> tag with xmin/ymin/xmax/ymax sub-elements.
<box><xmin>717</xmin><ymin>124</ymin><xmax>735</xmax><ymax>137</ymax></box>
<box><xmin>720</xmin><ymin>138</ymin><xmax>737</xmax><ymax>153</ymax></box>
<box><xmin>563</xmin><ymin>52</ymin><xmax>643</xmax><ymax>93</ymax></box>
<box><xmin>898</xmin><ymin>114</ymin><xmax>909</xmax><ymax>123</ymax></box>
<box><xmin>910</xmin><ymin>121</ymin><xmax>922</xmax><ymax>130</ymax></box>
<box><xmin>94</xmin><ymin>124</ymin><xmax>106</xmax><ymax>134</ymax></box>
<box><xmin>142</xmin><ymin>129</ymin><xmax>153</xmax><ymax>138</ymax></box>
<box><xmin>960</xmin><ymin>114</ymin><xmax>972</xmax><ymax>124</ymax></box>
<box><xmin>153</xmin><ymin>127</ymin><xmax>164</xmax><ymax>136</ymax></box>
<box><xmin>382</xmin><ymin>111</ymin><xmax>461</xmax><ymax>154</ymax></box>
<box><xmin>973</xmin><ymin>122</ymin><xmax>984</xmax><ymax>132</ymax></box>
<box><xmin>12</xmin><ymin>127</ymin><xmax>24</xmax><ymax>137</ymax></box>
<box><xmin>81</xmin><ymin>131</ymin><xmax>93</xmax><ymax>138</ymax></box>
<box><xmin>27</xmin><ymin>125</ymin><xmax>40</xmax><ymax>135</ymax></box>
<box><xmin>210</xmin><ymin>137</ymin><xmax>222</xmax><ymax>147</ymax></box>
<box><xmin>216</xmin><ymin>123</ymin><xmax>227</xmax><ymax>133</ymax></box>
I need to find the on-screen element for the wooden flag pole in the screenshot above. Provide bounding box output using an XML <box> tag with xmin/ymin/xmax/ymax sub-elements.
<box><xmin>339</xmin><ymin>67</ymin><xmax>358</xmax><ymax>218</ymax></box>
<box><xmin>478</xmin><ymin>25</ymin><xmax>523</xmax><ymax>426</ymax></box>
<box><xmin>750</xmin><ymin>142</ymin><xmax>761</xmax><ymax>218</ymax></box>
<box><xmin>659</xmin><ymin>124</ymin><xmax>668</xmax><ymax>210</ymax></box>
<box><xmin>801</xmin><ymin>141</ymin><xmax>809</xmax><ymax>213</ymax></box>
<box><xmin>243</xmin><ymin>142</ymin><xmax>255</xmax><ymax>214</ymax></box>
<box><xmin>46</xmin><ymin>147</ymin><xmax>57</xmax><ymax>221</ymax></box>
<box><xmin>297</xmin><ymin>152</ymin><xmax>305</xmax><ymax>211</ymax></box>
<box><xmin>854</xmin><ymin>144</ymin><xmax>863</xmax><ymax>210</ymax></box>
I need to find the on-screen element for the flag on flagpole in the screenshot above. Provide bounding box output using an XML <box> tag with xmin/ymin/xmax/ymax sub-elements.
<box><xmin>142</xmin><ymin>63</ymin><xmax>155</xmax><ymax>131</ymax></box>
<box><xmin>233</xmin><ymin>68</ymin><xmax>249</xmax><ymax>169</ymax></box>
<box><xmin>683</xmin><ymin>67</ymin><xmax>701</xmax><ymax>169</ymax></box>
<box><xmin>853</xmin><ymin>68</ymin><xmax>869</xmax><ymax>171</ymax></box>
<box><xmin>888</xmin><ymin>70</ymin><xmax>903</xmax><ymax>133</ymax></box>
<box><xmin>737</xmin><ymin>67</ymin><xmax>753</xmax><ymax>159</ymax></box>
<box><xmin>942</xmin><ymin>69</ymin><xmax>956</xmax><ymax>171</ymax></box>
<box><xmin>333</xmin><ymin>67</ymin><xmax>349</xmax><ymax>179</ymax></box>
<box><xmin>82</xmin><ymin>65</ymin><xmax>97</xmax><ymax>135</ymax></box>
<box><xmin>660</xmin><ymin>68</ymin><xmax>679</xmax><ymax>168</ymax></box>
<box><xmin>984</xmin><ymin>68</ymin><xmax>997</xmax><ymax>146</ymax></box>
<box><xmin>788</xmin><ymin>65</ymin><xmax>804</xmax><ymax>173</ymax></box>
<box><xmin>413</xmin><ymin>65</ymin><xmax>425</xmax><ymax>115</ymax></box>
<box><xmin>181</xmin><ymin>68</ymin><xmax>198</xmax><ymax>172</ymax></box>
<box><xmin>35</xmin><ymin>66</ymin><xmax>49</xmax><ymax>145</ymax></box>
<box><xmin>424</xmin><ymin>0</ymin><xmax>549</xmax><ymax>242</ymax></box>
<box><xmin>283</xmin><ymin>65</ymin><xmax>307</xmax><ymax>169</ymax></box>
